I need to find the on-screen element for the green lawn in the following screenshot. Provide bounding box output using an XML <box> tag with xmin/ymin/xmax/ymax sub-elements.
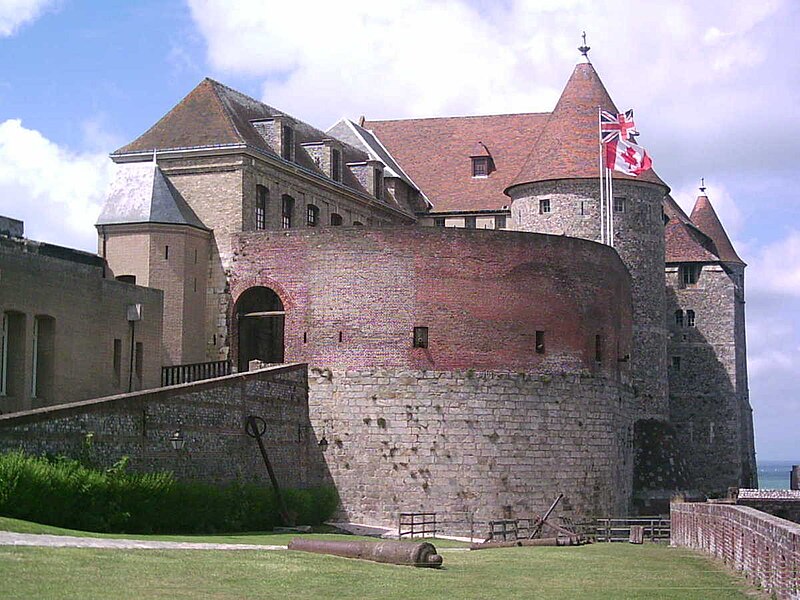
<box><xmin>0</xmin><ymin>518</ymin><xmax>755</xmax><ymax>600</ymax></box>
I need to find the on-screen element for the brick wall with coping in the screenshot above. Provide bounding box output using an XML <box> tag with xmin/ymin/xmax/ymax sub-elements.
<box><xmin>0</xmin><ymin>364</ymin><xmax>323</xmax><ymax>487</ymax></box>
<box><xmin>671</xmin><ymin>502</ymin><xmax>800</xmax><ymax>599</ymax></box>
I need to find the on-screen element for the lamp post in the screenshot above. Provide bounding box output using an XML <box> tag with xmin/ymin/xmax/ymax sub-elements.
<box><xmin>170</xmin><ymin>428</ymin><xmax>185</xmax><ymax>451</ymax></box>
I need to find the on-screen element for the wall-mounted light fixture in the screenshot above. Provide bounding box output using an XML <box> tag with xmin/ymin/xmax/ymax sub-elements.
<box><xmin>170</xmin><ymin>428</ymin><xmax>185</xmax><ymax>451</ymax></box>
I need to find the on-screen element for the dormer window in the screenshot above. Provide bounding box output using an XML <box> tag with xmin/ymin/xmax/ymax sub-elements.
<box><xmin>281</xmin><ymin>124</ymin><xmax>294</xmax><ymax>161</ymax></box>
<box><xmin>470</xmin><ymin>142</ymin><xmax>494</xmax><ymax>178</ymax></box>
<box><xmin>472</xmin><ymin>156</ymin><xmax>491</xmax><ymax>177</ymax></box>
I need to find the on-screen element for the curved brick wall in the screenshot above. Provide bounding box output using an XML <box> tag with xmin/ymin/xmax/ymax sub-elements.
<box><xmin>231</xmin><ymin>227</ymin><xmax>632</xmax><ymax>376</ymax></box>
<box><xmin>229</xmin><ymin>228</ymin><xmax>636</xmax><ymax>527</ymax></box>
<box><xmin>508</xmin><ymin>179</ymin><xmax>668</xmax><ymax>419</ymax></box>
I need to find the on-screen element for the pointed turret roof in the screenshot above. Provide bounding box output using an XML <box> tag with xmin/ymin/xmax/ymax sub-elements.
<box><xmin>506</xmin><ymin>63</ymin><xmax>667</xmax><ymax>192</ymax></box>
<box><xmin>689</xmin><ymin>194</ymin><xmax>744</xmax><ymax>265</ymax></box>
<box><xmin>96</xmin><ymin>162</ymin><xmax>207</xmax><ymax>230</ymax></box>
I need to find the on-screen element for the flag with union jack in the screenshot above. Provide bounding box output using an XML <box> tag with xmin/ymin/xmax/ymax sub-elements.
<box><xmin>600</xmin><ymin>109</ymin><xmax>639</xmax><ymax>143</ymax></box>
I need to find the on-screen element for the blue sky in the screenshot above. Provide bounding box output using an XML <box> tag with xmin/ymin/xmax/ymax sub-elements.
<box><xmin>1</xmin><ymin>1</ymin><xmax>797</xmax><ymax>461</ymax></box>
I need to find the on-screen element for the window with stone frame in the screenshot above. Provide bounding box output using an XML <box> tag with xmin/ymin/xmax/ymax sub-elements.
<box><xmin>281</xmin><ymin>194</ymin><xmax>294</xmax><ymax>229</ymax></box>
<box><xmin>413</xmin><ymin>326</ymin><xmax>428</xmax><ymax>348</ymax></box>
<box><xmin>686</xmin><ymin>309</ymin><xmax>696</xmax><ymax>327</ymax></box>
<box><xmin>539</xmin><ymin>199</ymin><xmax>551</xmax><ymax>214</ymax></box>
<box><xmin>433</xmin><ymin>217</ymin><xmax>445</xmax><ymax>227</ymax></box>
<box><xmin>680</xmin><ymin>264</ymin><xmax>701</xmax><ymax>285</ymax></box>
<box><xmin>306</xmin><ymin>204</ymin><xmax>319</xmax><ymax>227</ymax></box>
<box><xmin>281</xmin><ymin>125</ymin><xmax>294</xmax><ymax>161</ymax></box>
<box><xmin>331</xmin><ymin>148</ymin><xmax>341</xmax><ymax>182</ymax></box>
<box><xmin>671</xmin><ymin>356</ymin><xmax>681</xmax><ymax>371</ymax></box>
<box><xmin>374</xmin><ymin>168</ymin><xmax>383</xmax><ymax>199</ymax></box>
<box><xmin>256</xmin><ymin>185</ymin><xmax>268</xmax><ymax>230</ymax></box>
<box><xmin>613</xmin><ymin>197</ymin><xmax>626</xmax><ymax>213</ymax></box>
<box><xmin>535</xmin><ymin>330</ymin><xmax>545</xmax><ymax>354</ymax></box>
<box><xmin>675</xmin><ymin>310</ymin><xmax>684</xmax><ymax>327</ymax></box>
<box><xmin>330</xmin><ymin>213</ymin><xmax>343</xmax><ymax>226</ymax></box>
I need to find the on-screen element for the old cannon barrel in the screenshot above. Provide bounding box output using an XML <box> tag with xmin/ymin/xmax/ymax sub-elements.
<box><xmin>288</xmin><ymin>538</ymin><xmax>443</xmax><ymax>568</ymax></box>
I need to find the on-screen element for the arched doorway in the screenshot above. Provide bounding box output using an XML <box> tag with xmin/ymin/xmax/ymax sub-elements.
<box><xmin>235</xmin><ymin>287</ymin><xmax>285</xmax><ymax>371</ymax></box>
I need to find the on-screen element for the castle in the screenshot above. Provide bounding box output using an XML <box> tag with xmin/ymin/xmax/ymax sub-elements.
<box><xmin>0</xmin><ymin>53</ymin><xmax>756</xmax><ymax>526</ymax></box>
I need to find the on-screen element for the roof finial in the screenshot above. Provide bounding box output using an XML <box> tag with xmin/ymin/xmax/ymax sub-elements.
<box><xmin>699</xmin><ymin>177</ymin><xmax>706</xmax><ymax>194</ymax></box>
<box><xmin>578</xmin><ymin>31</ymin><xmax>591</xmax><ymax>62</ymax></box>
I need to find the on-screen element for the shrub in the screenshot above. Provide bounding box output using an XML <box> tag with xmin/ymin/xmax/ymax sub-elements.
<box><xmin>0</xmin><ymin>450</ymin><xmax>338</xmax><ymax>534</ymax></box>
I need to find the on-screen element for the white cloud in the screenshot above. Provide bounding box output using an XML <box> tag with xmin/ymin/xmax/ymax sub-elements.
<box><xmin>748</xmin><ymin>230</ymin><xmax>800</xmax><ymax>297</ymax></box>
<box><xmin>0</xmin><ymin>0</ymin><xmax>56</xmax><ymax>37</ymax></box>
<box><xmin>0</xmin><ymin>119</ymin><xmax>113</xmax><ymax>252</ymax></box>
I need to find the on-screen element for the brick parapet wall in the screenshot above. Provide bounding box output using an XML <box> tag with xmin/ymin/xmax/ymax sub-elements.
<box><xmin>231</xmin><ymin>227</ymin><xmax>632</xmax><ymax>376</ymax></box>
<box><xmin>671</xmin><ymin>502</ymin><xmax>800</xmax><ymax>599</ymax></box>
<box><xmin>310</xmin><ymin>369</ymin><xmax>635</xmax><ymax>533</ymax></box>
<box><xmin>0</xmin><ymin>364</ymin><xmax>323</xmax><ymax>488</ymax></box>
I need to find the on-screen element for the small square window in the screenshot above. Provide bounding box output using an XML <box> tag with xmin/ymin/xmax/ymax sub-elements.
<box><xmin>535</xmin><ymin>330</ymin><xmax>545</xmax><ymax>354</ymax></box>
<box><xmin>613</xmin><ymin>197</ymin><xmax>626</xmax><ymax>213</ymax></box>
<box><xmin>495</xmin><ymin>215</ymin><xmax>507</xmax><ymax>229</ymax></box>
<box><xmin>413</xmin><ymin>326</ymin><xmax>428</xmax><ymax>349</ymax></box>
<box><xmin>671</xmin><ymin>356</ymin><xmax>681</xmax><ymax>371</ymax></box>
<box><xmin>433</xmin><ymin>217</ymin><xmax>445</xmax><ymax>227</ymax></box>
<box><xmin>686</xmin><ymin>310</ymin><xmax>695</xmax><ymax>327</ymax></box>
<box><xmin>307</xmin><ymin>204</ymin><xmax>319</xmax><ymax>227</ymax></box>
<box><xmin>465</xmin><ymin>216</ymin><xmax>476</xmax><ymax>229</ymax></box>
<box><xmin>539</xmin><ymin>199</ymin><xmax>551</xmax><ymax>214</ymax></box>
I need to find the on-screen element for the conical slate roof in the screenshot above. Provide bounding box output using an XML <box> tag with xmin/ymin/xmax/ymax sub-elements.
<box><xmin>690</xmin><ymin>194</ymin><xmax>744</xmax><ymax>265</ymax></box>
<box><xmin>96</xmin><ymin>162</ymin><xmax>207</xmax><ymax>229</ymax></box>
<box><xmin>506</xmin><ymin>63</ymin><xmax>667</xmax><ymax>192</ymax></box>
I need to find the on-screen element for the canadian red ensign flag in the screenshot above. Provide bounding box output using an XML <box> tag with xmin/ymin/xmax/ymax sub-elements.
<box><xmin>605</xmin><ymin>137</ymin><xmax>652</xmax><ymax>176</ymax></box>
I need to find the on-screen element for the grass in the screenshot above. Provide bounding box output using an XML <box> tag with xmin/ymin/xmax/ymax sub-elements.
<box><xmin>0</xmin><ymin>519</ymin><xmax>755</xmax><ymax>599</ymax></box>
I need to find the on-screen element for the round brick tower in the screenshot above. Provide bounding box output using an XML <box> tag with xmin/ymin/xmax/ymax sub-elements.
<box><xmin>505</xmin><ymin>61</ymin><xmax>670</xmax><ymax>419</ymax></box>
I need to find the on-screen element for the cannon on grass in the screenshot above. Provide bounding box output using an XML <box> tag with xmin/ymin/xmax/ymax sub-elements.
<box><xmin>288</xmin><ymin>538</ymin><xmax>443</xmax><ymax>568</ymax></box>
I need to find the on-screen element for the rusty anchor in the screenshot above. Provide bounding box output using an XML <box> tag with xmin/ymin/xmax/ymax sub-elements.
<box><xmin>245</xmin><ymin>414</ymin><xmax>293</xmax><ymax>526</ymax></box>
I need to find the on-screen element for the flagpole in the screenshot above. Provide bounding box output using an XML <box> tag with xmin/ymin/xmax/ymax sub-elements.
<box><xmin>608</xmin><ymin>167</ymin><xmax>614</xmax><ymax>246</ymax></box>
<box><xmin>598</xmin><ymin>107</ymin><xmax>605</xmax><ymax>245</ymax></box>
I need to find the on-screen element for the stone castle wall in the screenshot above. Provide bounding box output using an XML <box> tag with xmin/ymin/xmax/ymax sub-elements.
<box><xmin>508</xmin><ymin>178</ymin><xmax>668</xmax><ymax>420</ymax></box>
<box><xmin>0</xmin><ymin>365</ymin><xmax>321</xmax><ymax>487</ymax></box>
<box><xmin>310</xmin><ymin>369</ymin><xmax>635</xmax><ymax>530</ymax></box>
<box><xmin>666</xmin><ymin>263</ymin><xmax>755</xmax><ymax>493</ymax></box>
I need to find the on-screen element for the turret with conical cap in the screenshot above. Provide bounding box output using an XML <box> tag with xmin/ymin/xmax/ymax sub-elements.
<box><xmin>505</xmin><ymin>57</ymin><xmax>670</xmax><ymax>419</ymax></box>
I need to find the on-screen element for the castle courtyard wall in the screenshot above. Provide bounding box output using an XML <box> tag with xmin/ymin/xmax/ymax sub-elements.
<box><xmin>0</xmin><ymin>364</ymin><xmax>320</xmax><ymax>487</ymax></box>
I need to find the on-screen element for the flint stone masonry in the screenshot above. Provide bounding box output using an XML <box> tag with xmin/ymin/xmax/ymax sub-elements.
<box><xmin>666</xmin><ymin>263</ymin><xmax>756</xmax><ymax>493</ymax></box>
<box><xmin>671</xmin><ymin>502</ymin><xmax>800</xmax><ymax>599</ymax></box>
<box><xmin>0</xmin><ymin>364</ymin><xmax>322</xmax><ymax>487</ymax></box>
<box><xmin>309</xmin><ymin>369</ymin><xmax>635</xmax><ymax>532</ymax></box>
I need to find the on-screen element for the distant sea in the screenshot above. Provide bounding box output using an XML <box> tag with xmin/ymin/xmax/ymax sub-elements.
<box><xmin>757</xmin><ymin>460</ymin><xmax>798</xmax><ymax>490</ymax></box>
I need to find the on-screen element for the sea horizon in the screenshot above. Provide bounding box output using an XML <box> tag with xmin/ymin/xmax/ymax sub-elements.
<box><xmin>757</xmin><ymin>459</ymin><xmax>798</xmax><ymax>490</ymax></box>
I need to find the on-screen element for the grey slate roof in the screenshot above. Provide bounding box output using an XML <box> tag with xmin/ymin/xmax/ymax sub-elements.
<box><xmin>96</xmin><ymin>162</ymin><xmax>207</xmax><ymax>229</ymax></box>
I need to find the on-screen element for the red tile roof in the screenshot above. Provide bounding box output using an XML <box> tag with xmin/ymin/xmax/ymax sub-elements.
<box><xmin>690</xmin><ymin>195</ymin><xmax>745</xmax><ymax>265</ymax></box>
<box><xmin>665</xmin><ymin>218</ymin><xmax>720</xmax><ymax>263</ymax></box>
<box><xmin>364</xmin><ymin>113</ymin><xmax>548</xmax><ymax>212</ymax></box>
<box><xmin>508</xmin><ymin>63</ymin><xmax>667</xmax><ymax>191</ymax></box>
